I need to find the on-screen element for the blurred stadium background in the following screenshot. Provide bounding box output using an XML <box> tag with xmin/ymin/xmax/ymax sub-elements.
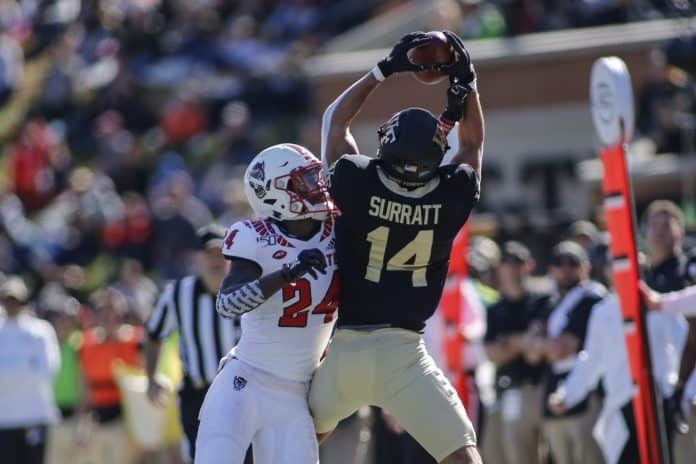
<box><xmin>0</xmin><ymin>0</ymin><xmax>694</xmax><ymax>463</ymax></box>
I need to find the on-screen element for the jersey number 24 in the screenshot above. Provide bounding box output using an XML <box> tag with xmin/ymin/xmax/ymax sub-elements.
<box><xmin>278</xmin><ymin>273</ymin><xmax>340</xmax><ymax>327</ymax></box>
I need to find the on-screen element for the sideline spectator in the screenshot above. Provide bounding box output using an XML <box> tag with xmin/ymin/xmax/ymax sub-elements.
<box><xmin>551</xmin><ymin>255</ymin><xmax>689</xmax><ymax>464</ymax></box>
<box><xmin>468</xmin><ymin>237</ymin><xmax>504</xmax><ymax>464</ymax></box>
<box><xmin>44</xmin><ymin>299</ymin><xmax>87</xmax><ymax>464</ymax></box>
<box><xmin>548</xmin><ymin>257</ymin><xmax>636</xmax><ymax>464</ymax></box>
<box><xmin>643</xmin><ymin>200</ymin><xmax>696</xmax><ymax>464</ymax></box>
<box><xmin>484</xmin><ymin>241</ymin><xmax>551</xmax><ymax>464</ymax></box>
<box><xmin>113</xmin><ymin>259</ymin><xmax>158</xmax><ymax>325</ymax></box>
<box><xmin>642</xmin><ymin>286</ymin><xmax>696</xmax><ymax>464</ymax></box>
<box><xmin>78</xmin><ymin>288</ymin><xmax>141</xmax><ymax>464</ymax></box>
<box><xmin>539</xmin><ymin>241</ymin><xmax>606</xmax><ymax>464</ymax></box>
<box><xmin>0</xmin><ymin>276</ymin><xmax>60</xmax><ymax>464</ymax></box>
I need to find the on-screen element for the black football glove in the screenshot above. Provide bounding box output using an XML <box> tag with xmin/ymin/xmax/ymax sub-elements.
<box><xmin>441</xmin><ymin>83</ymin><xmax>470</xmax><ymax>124</ymax></box>
<box><xmin>377</xmin><ymin>32</ymin><xmax>436</xmax><ymax>79</ymax></box>
<box><xmin>436</xmin><ymin>31</ymin><xmax>476</xmax><ymax>89</ymax></box>
<box><xmin>283</xmin><ymin>249</ymin><xmax>327</xmax><ymax>282</ymax></box>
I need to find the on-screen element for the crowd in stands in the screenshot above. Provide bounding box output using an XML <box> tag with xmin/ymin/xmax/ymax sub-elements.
<box><xmin>425</xmin><ymin>0</ymin><xmax>695</xmax><ymax>39</ymax></box>
<box><xmin>0</xmin><ymin>1</ymin><xmax>695</xmax><ymax>464</ymax></box>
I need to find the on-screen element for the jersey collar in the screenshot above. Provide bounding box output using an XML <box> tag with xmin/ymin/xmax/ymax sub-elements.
<box><xmin>267</xmin><ymin>219</ymin><xmax>331</xmax><ymax>248</ymax></box>
<box><xmin>376</xmin><ymin>165</ymin><xmax>440</xmax><ymax>198</ymax></box>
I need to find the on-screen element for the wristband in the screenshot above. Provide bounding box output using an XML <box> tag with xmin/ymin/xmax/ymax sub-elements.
<box><xmin>371</xmin><ymin>66</ymin><xmax>386</xmax><ymax>82</ymax></box>
<box><xmin>438</xmin><ymin>114</ymin><xmax>457</xmax><ymax>134</ymax></box>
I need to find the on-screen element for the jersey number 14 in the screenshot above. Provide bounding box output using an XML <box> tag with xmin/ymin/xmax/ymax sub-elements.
<box><xmin>365</xmin><ymin>226</ymin><xmax>433</xmax><ymax>287</ymax></box>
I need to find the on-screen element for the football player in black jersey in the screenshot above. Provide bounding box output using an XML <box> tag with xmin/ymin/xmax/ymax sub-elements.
<box><xmin>308</xmin><ymin>31</ymin><xmax>484</xmax><ymax>464</ymax></box>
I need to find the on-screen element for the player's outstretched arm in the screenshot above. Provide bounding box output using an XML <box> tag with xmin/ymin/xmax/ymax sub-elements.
<box><xmin>321</xmin><ymin>32</ymin><xmax>436</xmax><ymax>168</ymax></box>
<box><xmin>321</xmin><ymin>72</ymin><xmax>378</xmax><ymax>168</ymax></box>
<box><xmin>452</xmin><ymin>90</ymin><xmax>484</xmax><ymax>179</ymax></box>
<box><xmin>216</xmin><ymin>250</ymin><xmax>327</xmax><ymax>319</ymax></box>
<box><xmin>436</xmin><ymin>31</ymin><xmax>484</xmax><ymax>179</ymax></box>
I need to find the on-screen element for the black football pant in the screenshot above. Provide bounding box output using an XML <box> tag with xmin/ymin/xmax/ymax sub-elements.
<box><xmin>618</xmin><ymin>401</ymin><xmax>639</xmax><ymax>464</ymax></box>
<box><xmin>0</xmin><ymin>425</ymin><xmax>47</xmax><ymax>464</ymax></box>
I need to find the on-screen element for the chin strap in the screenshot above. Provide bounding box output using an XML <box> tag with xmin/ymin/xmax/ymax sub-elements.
<box><xmin>377</xmin><ymin>163</ymin><xmax>430</xmax><ymax>190</ymax></box>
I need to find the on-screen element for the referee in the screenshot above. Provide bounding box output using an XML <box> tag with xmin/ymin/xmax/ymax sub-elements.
<box><xmin>145</xmin><ymin>225</ymin><xmax>241</xmax><ymax>463</ymax></box>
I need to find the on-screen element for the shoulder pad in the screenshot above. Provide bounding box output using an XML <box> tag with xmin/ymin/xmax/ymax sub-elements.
<box><xmin>439</xmin><ymin>163</ymin><xmax>480</xmax><ymax>198</ymax></box>
<box><xmin>439</xmin><ymin>163</ymin><xmax>476</xmax><ymax>179</ymax></box>
<box><xmin>221</xmin><ymin>220</ymin><xmax>264</xmax><ymax>262</ymax></box>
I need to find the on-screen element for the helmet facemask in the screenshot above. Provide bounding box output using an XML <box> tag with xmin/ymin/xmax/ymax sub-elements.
<box><xmin>274</xmin><ymin>162</ymin><xmax>334</xmax><ymax>220</ymax></box>
<box><xmin>378</xmin><ymin>153</ymin><xmax>440</xmax><ymax>187</ymax></box>
<box><xmin>244</xmin><ymin>144</ymin><xmax>337</xmax><ymax>222</ymax></box>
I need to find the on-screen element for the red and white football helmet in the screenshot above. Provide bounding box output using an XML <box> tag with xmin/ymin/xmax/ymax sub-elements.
<box><xmin>244</xmin><ymin>144</ymin><xmax>335</xmax><ymax>221</ymax></box>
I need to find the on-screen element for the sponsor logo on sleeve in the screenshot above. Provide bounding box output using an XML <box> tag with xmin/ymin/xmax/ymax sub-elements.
<box><xmin>273</xmin><ymin>250</ymin><xmax>288</xmax><ymax>260</ymax></box>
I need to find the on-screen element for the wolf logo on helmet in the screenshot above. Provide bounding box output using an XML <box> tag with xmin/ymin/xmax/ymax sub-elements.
<box><xmin>249</xmin><ymin>161</ymin><xmax>265</xmax><ymax>182</ymax></box>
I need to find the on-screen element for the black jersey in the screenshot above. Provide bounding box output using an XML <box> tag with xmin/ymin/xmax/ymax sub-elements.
<box><xmin>328</xmin><ymin>154</ymin><xmax>479</xmax><ymax>332</ymax></box>
<box><xmin>645</xmin><ymin>250</ymin><xmax>696</xmax><ymax>293</ymax></box>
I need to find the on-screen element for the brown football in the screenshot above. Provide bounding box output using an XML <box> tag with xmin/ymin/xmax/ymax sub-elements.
<box><xmin>407</xmin><ymin>31</ymin><xmax>452</xmax><ymax>85</ymax></box>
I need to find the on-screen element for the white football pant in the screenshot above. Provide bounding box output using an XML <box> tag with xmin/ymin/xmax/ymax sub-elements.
<box><xmin>195</xmin><ymin>357</ymin><xmax>319</xmax><ymax>464</ymax></box>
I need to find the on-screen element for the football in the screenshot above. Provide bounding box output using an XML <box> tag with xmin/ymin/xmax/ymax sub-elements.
<box><xmin>407</xmin><ymin>31</ymin><xmax>453</xmax><ymax>85</ymax></box>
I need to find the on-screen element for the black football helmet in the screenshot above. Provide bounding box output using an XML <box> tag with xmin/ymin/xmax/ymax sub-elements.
<box><xmin>376</xmin><ymin>107</ymin><xmax>449</xmax><ymax>187</ymax></box>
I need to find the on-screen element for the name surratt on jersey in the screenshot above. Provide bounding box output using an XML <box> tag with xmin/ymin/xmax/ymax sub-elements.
<box><xmin>369</xmin><ymin>195</ymin><xmax>442</xmax><ymax>226</ymax></box>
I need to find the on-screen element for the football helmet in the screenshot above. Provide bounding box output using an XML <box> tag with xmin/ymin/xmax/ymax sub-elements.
<box><xmin>377</xmin><ymin>107</ymin><xmax>448</xmax><ymax>186</ymax></box>
<box><xmin>244</xmin><ymin>144</ymin><xmax>335</xmax><ymax>221</ymax></box>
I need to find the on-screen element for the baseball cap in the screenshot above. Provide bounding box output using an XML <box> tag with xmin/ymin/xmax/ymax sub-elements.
<box><xmin>197</xmin><ymin>224</ymin><xmax>227</xmax><ymax>250</ymax></box>
<box><xmin>567</xmin><ymin>220</ymin><xmax>598</xmax><ymax>242</ymax></box>
<box><xmin>501</xmin><ymin>241</ymin><xmax>532</xmax><ymax>264</ymax></box>
<box><xmin>0</xmin><ymin>276</ymin><xmax>29</xmax><ymax>303</ymax></box>
<box><xmin>551</xmin><ymin>241</ymin><xmax>588</xmax><ymax>267</ymax></box>
<box><xmin>468</xmin><ymin>236</ymin><xmax>501</xmax><ymax>274</ymax></box>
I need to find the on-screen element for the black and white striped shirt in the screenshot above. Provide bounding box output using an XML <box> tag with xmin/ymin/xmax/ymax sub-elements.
<box><xmin>146</xmin><ymin>275</ymin><xmax>241</xmax><ymax>387</ymax></box>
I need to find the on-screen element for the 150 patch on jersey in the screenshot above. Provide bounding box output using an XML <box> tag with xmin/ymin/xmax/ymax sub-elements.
<box><xmin>258</xmin><ymin>235</ymin><xmax>282</xmax><ymax>247</ymax></box>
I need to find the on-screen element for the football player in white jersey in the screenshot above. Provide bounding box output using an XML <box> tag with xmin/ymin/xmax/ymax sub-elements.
<box><xmin>195</xmin><ymin>144</ymin><xmax>339</xmax><ymax>464</ymax></box>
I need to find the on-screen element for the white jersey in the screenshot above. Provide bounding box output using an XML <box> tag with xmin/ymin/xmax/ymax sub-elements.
<box><xmin>221</xmin><ymin>218</ymin><xmax>338</xmax><ymax>382</ymax></box>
